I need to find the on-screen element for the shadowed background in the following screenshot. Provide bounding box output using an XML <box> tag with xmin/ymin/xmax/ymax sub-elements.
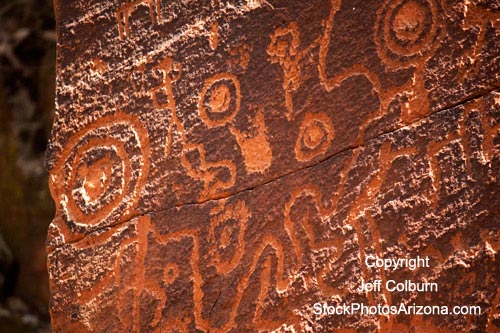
<box><xmin>0</xmin><ymin>0</ymin><xmax>55</xmax><ymax>331</ymax></box>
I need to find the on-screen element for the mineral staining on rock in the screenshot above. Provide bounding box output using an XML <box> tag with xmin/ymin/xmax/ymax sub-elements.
<box><xmin>47</xmin><ymin>0</ymin><xmax>500</xmax><ymax>332</ymax></box>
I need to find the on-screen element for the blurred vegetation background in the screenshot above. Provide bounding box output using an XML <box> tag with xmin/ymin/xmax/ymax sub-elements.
<box><xmin>0</xmin><ymin>0</ymin><xmax>55</xmax><ymax>331</ymax></box>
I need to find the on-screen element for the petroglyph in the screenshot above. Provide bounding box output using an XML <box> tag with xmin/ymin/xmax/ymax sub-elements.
<box><xmin>267</xmin><ymin>22</ymin><xmax>320</xmax><ymax>120</ymax></box>
<box><xmin>198</xmin><ymin>72</ymin><xmax>241</xmax><ymax>128</ymax></box>
<box><xmin>283</xmin><ymin>185</ymin><xmax>345</xmax><ymax>293</ymax></box>
<box><xmin>150</xmin><ymin>57</ymin><xmax>181</xmax><ymax>111</ymax></box>
<box><xmin>374</xmin><ymin>0</ymin><xmax>443</xmax><ymax>68</ymax></box>
<box><xmin>267</xmin><ymin>22</ymin><xmax>302</xmax><ymax>120</ymax></box>
<box><xmin>207</xmin><ymin>200</ymin><xmax>249</xmax><ymax>274</ymax></box>
<box><xmin>48</xmin><ymin>112</ymin><xmax>150</xmax><ymax>242</ymax></box>
<box><xmin>294</xmin><ymin>112</ymin><xmax>334</xmax><ymax>162</ymax></box>
<box><xmin>198</xmin><ymin>72</ymin><xmax>272</xmax><ymax>174</ymax></box>
<box><xmin>49</xmin><ymin>0</ymin><xmax>500</xmax><ymax>331</ymax></box>
<box><xmin>229</xmin><ymin>110</ymin><xmax>272</xmax><ymax>173</ymax></box>
<box><xmin>181</xmin><ymin>143</ymin><xmax>236</xmax><ymax>200</ymax></box>
<box><xmin>48</xmin><ymin>96</ymin><xmax>500</xmax><ymax>332</ymax></box>
<box><xmin>149</xmin><ymin>56</ymin><xmax>182</xmax><ymax>156</ymax></box>
<box><xmin>116</xmin><ymin>0</ymin><xmax>161</xmax><ymax>39</ymax></box>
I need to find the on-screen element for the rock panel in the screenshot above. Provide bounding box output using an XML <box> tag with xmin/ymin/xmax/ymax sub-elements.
<box><xmin>47</xmin><ymin>0</ymin><xmax>500</xmax><ymax>332</ymax></box>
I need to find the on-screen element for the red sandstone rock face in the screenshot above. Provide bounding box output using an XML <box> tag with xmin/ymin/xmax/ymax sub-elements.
<box><xmin>46</xmin><ymin>0</ymin><xmax>500</xmax><ymax>332</ymax></box>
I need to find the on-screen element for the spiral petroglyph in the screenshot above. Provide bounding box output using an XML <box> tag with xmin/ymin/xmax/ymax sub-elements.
<box><xmin>375</xmin><ymin>0</ymin><xmax>443</xmax><ymax>67</ymax></box>
<box><xmin>49</xmin><ymin>112</ymin><xmax>150</xmax><ymax>235</ymax></box>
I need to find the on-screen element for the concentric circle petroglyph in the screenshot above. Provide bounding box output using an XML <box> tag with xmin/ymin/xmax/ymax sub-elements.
<box><xmin>49</xmin><ymin>112</ymin><xmax>150</xmax><ymax>232</ymax></box>
<box><xmin>295</xmin><ymin>112</ymin><xmax>334</xmax><ymax>162</ymax></box>
<box><xmin>375</xmin><ymin>0</ymin><xmax>443</xmax><ymax>68</ymax></box>
<box><xmin>198</xmin><ymin>73</ymin><xmax>241</xmax><ymax>127</ymax></box>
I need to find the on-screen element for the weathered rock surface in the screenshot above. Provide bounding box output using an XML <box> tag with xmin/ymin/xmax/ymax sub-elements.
<box><xmin>47</xmin><ymin>0</ymin><xmax>500</xmax><ymax>332</ymax></box>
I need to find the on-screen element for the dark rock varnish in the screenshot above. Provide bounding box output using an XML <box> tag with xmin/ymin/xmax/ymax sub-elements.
<box><xmin>47</xmin><ymin>0</ymin><xmax>500</xmax><ymax>331</ymax></box>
